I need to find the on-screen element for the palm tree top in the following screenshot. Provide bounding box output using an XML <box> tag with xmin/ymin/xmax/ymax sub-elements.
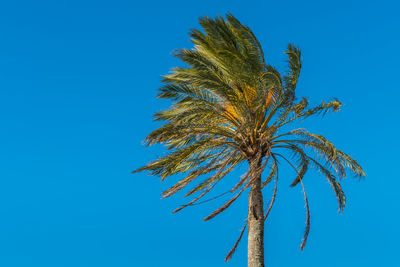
<box><xmin>134</xmin><ymin>13</ymin><xmax>365</xmax><ymax>259</ymax></box>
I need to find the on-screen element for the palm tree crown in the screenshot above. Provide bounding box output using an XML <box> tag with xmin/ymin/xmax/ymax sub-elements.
<box><xmin>134</xmin><ymin>13</ymin><xmax>365</xmax><ymax>262</ymax></box>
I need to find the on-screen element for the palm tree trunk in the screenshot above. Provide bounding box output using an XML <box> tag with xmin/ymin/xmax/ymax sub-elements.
<box><xmin>248</xmin><ymin>159</ymin><xmax>265</xmax><ymax>267</ymax></box>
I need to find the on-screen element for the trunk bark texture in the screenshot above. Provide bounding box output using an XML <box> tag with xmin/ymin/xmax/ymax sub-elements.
<box><xmin>247</xmin><ymin>158</ymin><xmax>265</xmax><ymax>267</ymax></box>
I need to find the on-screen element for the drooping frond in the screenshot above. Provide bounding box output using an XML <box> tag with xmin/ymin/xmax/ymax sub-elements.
<box><xmin>264</xmin><ymin>169</ymin><xmax>278</xmax><ymax>220</ymax></box>
<box><xmin>225</xmin><ymin>222</ymin><xmax>247</xmax><ymax>262</ymax></box>
<box><xmin>300</xmin><ymin>184</ymin><xmax>311</xmax><ymax>251</ymax></box>
<box><xmin>261</xmin><ymin>161</ymin><xmax>277</xmax><ymax>188</ymax></box>
<box><xmin>203</xmin><ymin>176</ymin><xmax>251</xmax><ymax>221</ymax></box>
<box><xmin>273</xmin><ymin>153</ymin><xmax>311</xmax><ymax>250</ymax></box>
<box><xmin>161</xmin><ymin>151</ymin><xmax>238</xmax><ymax>198</ymax></box>
<box><xmin>274</xmin><ymin>143</ymin><xmax>346</xmax><ymax>212</ymax></box>
<box><xmin>307</xmin><ymin>157</ymin><xmax>346</xmax><ymax>212</ymax></box>
<box><xmin>271</xmin><ymin>128</ymin><xmax>365</xmax><ymax>179</ymax></box>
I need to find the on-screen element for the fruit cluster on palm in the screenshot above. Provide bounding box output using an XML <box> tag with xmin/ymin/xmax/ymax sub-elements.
<box><xmin>134</xmin><ymin>14</ymin><xmax>365</xmax><ymax>267</ymax></box>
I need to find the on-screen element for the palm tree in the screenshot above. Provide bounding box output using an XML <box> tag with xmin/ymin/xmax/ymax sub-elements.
<box><xmin>133</xmin><ymin>14</ymin><xmax>365</xmax><ymax>267</ymax></box>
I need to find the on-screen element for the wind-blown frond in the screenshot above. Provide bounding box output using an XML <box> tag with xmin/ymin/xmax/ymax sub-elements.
<box><xmin>264</xmin><ymin>173</ymin><xmax>278</xmax><ymax>220</ymax></box>
<box><xmin>272</xmin><ymin>129</ymin><xmax>365</xmax><ymax>179</ymax></box>
<box><xmin>203</xmin><ymin>178</ymin><xmax>250</xmax><ymax>221</ymax></box>
<box><xmin>261</xmin><ymin>161</ymin><xmax>277</xmax><ymax>188</ymax></box>
<box><xmin>273</xmin><ymin>153</ymin><xmax>311</xmax><ymax>250</ymax></box>
<box><xmin>283</xmin><ymin>43</ymin><xmax>302</xmax><ymax>102</ymax></box>
<box><xmin>225</xmin><ymin>222</ymin><xmax>247</xmax><ymax>262</ymax></box>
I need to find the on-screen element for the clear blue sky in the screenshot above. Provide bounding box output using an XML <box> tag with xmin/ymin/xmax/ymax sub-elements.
<box><xmin>0</xmin><ymin>0</ymin><xmax>398</xmax><ymax>266</ymax></box>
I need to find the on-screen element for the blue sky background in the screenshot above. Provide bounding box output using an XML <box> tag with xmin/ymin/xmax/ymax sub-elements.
<box><xmin>0</xmin><ymin>0</ymin><xmax>398</xmax><ymax>266</ymax></box>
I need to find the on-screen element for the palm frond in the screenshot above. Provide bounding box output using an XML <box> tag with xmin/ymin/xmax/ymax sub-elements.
<box><xmin>273</xmin><ymin>153</ymin><xmax>310</xmax><ymax>250</ymax></box>
<box><xmin>225</xmin><ymin>222</ymin><xmax>247</xmax><ymax>262</ymax></box>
